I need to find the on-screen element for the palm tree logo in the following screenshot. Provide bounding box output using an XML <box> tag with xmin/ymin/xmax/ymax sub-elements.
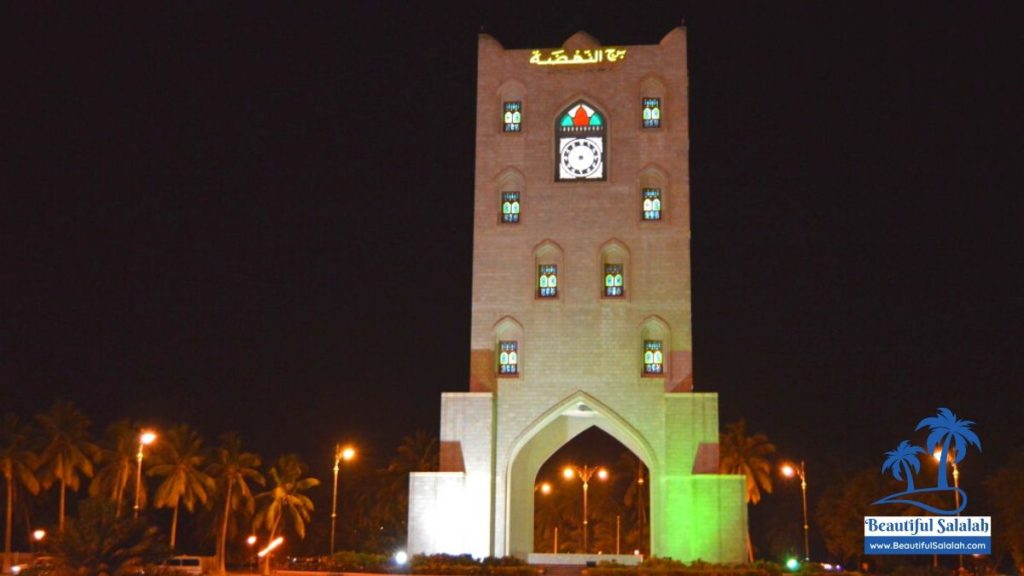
<box><xmin>881</xmin><ymin>440</ymin><xmax>925</xmax><ymax>492</ymax></box>
<box><xmin>872</xmin><ymin>407</ymin><xmax>980</xmax><ymax>515</ymax></box>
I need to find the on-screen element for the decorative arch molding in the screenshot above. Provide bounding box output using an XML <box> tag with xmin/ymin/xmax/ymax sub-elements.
<box><xmin>533</xmin><ymin>240</ymin><xmax>564</xmax><ymax>300</ymax></box>
<box><xmin>599</xmin><ymin>238</ymin><xmax>631</xmax><ymax>299</ymax></box>
<box><xmin>502</xmin><ymin>390</ymin><xmax>660</xmax><ymax>555</ymax></box>
<box><xmin>496</xmin><ymin>168</ymin><xmax>526</xmax><ymax>224</ymax></box>
<box><xmin>496</xmin><ymin>78</ymin><xmax>527</xmax><ymax>100</ymax></box>
<box><xmin>640</xmin><ymin>315</ymin><xmax>672</xmax><ymax>377</ymax></box>
<box><xmin>506</xmin><ymin>390</ymin><xmax>659</xmax><ymax>474</ymax></box>
<box><xmin>554</xmin><ymin>96</ymin><xmax>609</xmax><ymax>182</ymax></box>
<box><xmin>638</xmin><ymin>164</ymin><xmax>670</xmax><ymax>222</ymax></box>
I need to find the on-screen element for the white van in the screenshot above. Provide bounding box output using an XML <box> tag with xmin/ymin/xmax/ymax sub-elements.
<box><xmin>162</xmin><ymin>556</ymin><xmax>203</xmax><ymax>575</ymax></box>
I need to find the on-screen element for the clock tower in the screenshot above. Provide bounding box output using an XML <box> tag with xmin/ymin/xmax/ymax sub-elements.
<box><xmin>408</xmin><ymin>27</ymin><xmax>747</xmax><ymax>563</ymax></box>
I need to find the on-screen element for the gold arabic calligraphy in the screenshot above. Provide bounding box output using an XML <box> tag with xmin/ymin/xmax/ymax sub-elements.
<box><xmin>529</xmin><ymin>48</ymin><xmax>627</xmax><ymax>66</ymax></box>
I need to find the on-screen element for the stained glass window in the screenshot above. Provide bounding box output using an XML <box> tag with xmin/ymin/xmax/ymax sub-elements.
<box><xmin>642</xmin><ymin>98</ymin><xmax>661</xmax><ymax>128</ymax></box>
<box><xmin>501</xmin><ymin>191</ymin><xmax>520</xmax><ymax>223</ymax></box>
<box><xmin>643</xmin><ymin>340</ymin><xmax>664</xmax><ymax>375</ymax></box>
<box><xmin>503</xmin><ymin>102</ymin><xmax>522</xmax><ymax>132</ymax></box>
<box><xmin>604</xmin><ymin>264</ymin><xmax>624</xmax><ymax>297</ymax></box>
<box><xmin>538</xmin><ymin>264</ymin><xmax>558</xmax><ymax>298</ymax></box>
<box><xmin>642</xmin><ymin>188</ymin><xmax>662</xmax><ymax>221</ymax></box>
<box><xmin>498</xmin><ymin>341</ymin><xmax>519</xmax><ymax>375</ymax></box>
<box><xmin>556</xmin><ymin>101</ymin><xmax>606</xmax><ymax>181</ymax></box>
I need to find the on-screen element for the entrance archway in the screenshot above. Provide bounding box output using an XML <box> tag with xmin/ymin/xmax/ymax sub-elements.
<box><xmin>503</xmin><ymin>392</ymin><xmax>657</xmax><ymax>558</ymax></box>
<box><xmin>533</xmin><ymin>427</ymin><xmax>650</xmax><ymax>555</ymax></box>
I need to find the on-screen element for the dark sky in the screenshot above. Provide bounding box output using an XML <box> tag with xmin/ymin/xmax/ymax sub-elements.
<box><xmin>4</xmin><ymin>0</ymin><xmax>1022</xmax><ymax>524</ymax></box>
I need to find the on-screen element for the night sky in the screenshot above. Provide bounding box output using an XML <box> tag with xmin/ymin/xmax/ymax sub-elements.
<box><xmin>4</xmin><ymin>0</ymin><xmax>1022</xmax><ymax>546</ymax></box>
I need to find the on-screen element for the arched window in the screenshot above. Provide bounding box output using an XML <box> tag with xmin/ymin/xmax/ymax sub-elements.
<box><xmin>638</xmin><ymin>165</ymin><xmax>668</xmax><ymax>222</ymax></box>
<box><xmin>534</xmin><ymin>240</ymin><xmax>564</xmax><ymax>300</ymax></box>
<box><xmin>497</xmin><ymin>169</ymin><xmax>525</xmax><ymax>225</ymax></box>
<box><xmin>494</xmin><ymin>317</ymin><xmax>524</xmax><ymax>378</ymax></box>
<box><xmin>640</xmin><ymin>316</ymin><xmax>670</xmax><ymax>378</ymax></box>
<box><xmin>600</xmin><ymin>240</ymin><xmax>630</xmax><ymax>299</ymax></box>
<box><xmin>555</xmin><ymin>100</ymin><xmax>607</xmax><ymax>181</ymax></box>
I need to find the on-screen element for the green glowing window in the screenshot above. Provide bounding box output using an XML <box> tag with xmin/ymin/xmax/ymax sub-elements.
<box><xmin>642</xmin><ymin>98</ymin><xmax>661</xmax><ymax>128</ymax></box>
<box><xmin>501</xmin><ymin>191</ymin><xmax>520</xmax><ymax>223</ymax></box>
<box><xmin>643</xmin><ymin>340</ymin><xmax>664</xmax><ymax>375</ymax></box>
<box><xmin>498</xmin><ymin>341</ymin><xmax>519</xmax><ymax>375</ymax></box>
<box><xmin>604</xmin><ymin>264</ymin><xmax>624</xmax><ymax>297</ymax></box>
<box><xmin>503</xmin><ymin>102</ymin><xmax>522</xmax><ymax>132</ymax></box>
<box><xmin>643</xmin><ymin>188</ymin><xmax>662</xmax><ymax>221</ymax></box>
<box><xmin>538</xmin><ymin>265</ymin><xmax>558</xmax><ymax>298</ymax></box>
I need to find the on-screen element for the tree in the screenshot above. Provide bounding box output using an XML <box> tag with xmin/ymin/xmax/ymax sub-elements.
<box><xmin>50</xmin><ymin>499</ymin><xmax>167</xmax><ymax>576</ymax></box>
<box><xmin>1</xmin><ymin>414</ymin><xmax>41</xmax><ymax>574</ymax></box>
<box><xmin>206</xmin><ymin>433</ymin><xmax>264</xmax><ymax>575</ymax></box>
<box><xmin>719</xmin><ymin>419</ymin><xmax>776</xmax><ymax>561</ymax></box>
<box><xmin>89</xmin><ymin>420</ymin><xmax>144</xmax><ymax>517</ymax></box>
<box><xmin>148</xmin><ymin>424</ymin><xmax>214</xmax><ymax>549</ymax></box>
<box><xmin>987</xmin><ymin>452</ymin><xmax>1024</xmax><ymax>576</ymax></box>
<box><xmin>881</xmin><ymin>440</ymin><xmax>926</xmax><ymax>492</ymax></box>
<box><xmin>916</xmin><ymin>407</ymin><xmax>981</xmax><ymax>489</ymax></box>
<box><xmin>35</xmin><ymin>400</ymin><xmax>100</xmax><ymax>533</ymax></box>
<box><xmin>253</xmin><ymin>454</ymin><xmax>319</xmax><ymax>541</ymax></box>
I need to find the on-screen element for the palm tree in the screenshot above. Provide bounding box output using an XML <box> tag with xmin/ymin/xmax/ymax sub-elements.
<box><xmin>1</xmin><ymin>414</ymin><xmax>41</xmax><ymax>574</ymax></box>
<box><xmin>148</xmin><ymin>424</ymin><xmax>214</xmax><ymax>549</ymax></box>
<box><xmin>35</xmin><ymin>400</ymin><xmax>99</xmax><ymax>533</ymax></box>
<box><xmin>719</xmin><ymin>419</ymin><xmax>776</xmax><ymax>562</ymax></box>
<box><xmin>50</xmin><ymin>499</ymin><xmax>166</xmax><ymax>576</ymax></box>
<box><xmin>881</xmin><ymin>440</ymin><xmax>926</xmax><ymax>492</ymax></box>
<box><xmin>206</xmin><ymin>433</ymin><xmax>264</xmax><ymax>575</ymax></box>
<box><xmin>89</xmin><ymin>420</ymin><xmax>143</xmax><ymax>517</ymax></box>
<box><xmin>916</xmin><ymin>407</ymin><xmax>981</xmax><ymax>488</ymax></box>
<box><xmin>253</xmin><ymin>454</ymin><xmax>319</xmax><ymax>541</ymax></box>
<box><xmin>388</xmin><ymin>430</ymin><xmax>439</xmax><ymax>474</ymax></box>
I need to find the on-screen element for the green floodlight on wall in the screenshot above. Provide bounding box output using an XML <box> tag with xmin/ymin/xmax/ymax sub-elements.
<box><xmin>786</xmin><ymin>558</ymin><xmax>800</xmax><ymax>571</ymax></box>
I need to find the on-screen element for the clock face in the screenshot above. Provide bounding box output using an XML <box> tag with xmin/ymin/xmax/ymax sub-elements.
<box><xmin>559</xmin><ymin>137</ymin><xmax>604</xmax><ymax>180</ymax></box>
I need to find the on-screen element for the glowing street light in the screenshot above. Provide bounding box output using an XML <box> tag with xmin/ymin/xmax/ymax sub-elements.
<box><xmin>781</xmin><ymin>461</ymin><xmax>809</xmax><ymax>562</ymax></box>
<box><xmin>563</xmin><ymin>464</ymin><xmax>608</xmax><ymax>554</ymax></box>
<box><xmin>331</xmin><ymin>444</ymin><xmax>356</xmax><ymax>555</ymax></box>
<box><xmin>133</xmin><ymin>430</ymin><xmax>157</xmax><ymax>518</ymax></box>
<box><xmin>934</xmin><ymin>447</ymin><xmax>964</xmax><ymax>569</ymax></box>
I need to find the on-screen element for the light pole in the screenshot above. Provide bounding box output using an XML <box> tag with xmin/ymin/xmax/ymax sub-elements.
<box><xmin>781</xmin><ymin>461</ymin><xmax>809</xmax><ymax>562</ymax></box>
<box><xmin>535</xmin><ymin>482</ymin><xmax>555</xmax><ymax>552</ymax></box>
<box><xmin>331</xmin><ymin>444</ymin><xmax>356</xmax><ymax>556</ymax></box>
<box><xmin>934</xmin><ymin>448</ymin><xmax>963</xmax><ymax>571</ymax></box>
<box><xmin>133</xmin><ymin>430</ymin><xmax>156</xmax><ymax>519</ymax></box>
<box><xmin>563</xmin><ymin>464</ymin><xmax>608</xmax><ymax>554</ymax></box>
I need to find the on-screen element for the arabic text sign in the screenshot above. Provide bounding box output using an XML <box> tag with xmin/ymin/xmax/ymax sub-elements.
<box><xmin>529</xmin><ymin>48</ymin><xmax>627</xmax><ymax>66</ymax></box>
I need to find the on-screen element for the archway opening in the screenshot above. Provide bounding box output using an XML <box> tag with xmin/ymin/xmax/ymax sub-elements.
<box><xmin>533</xmin><ymin>426</ymin><xmax>650</xmax><ymax>555</ymax></box>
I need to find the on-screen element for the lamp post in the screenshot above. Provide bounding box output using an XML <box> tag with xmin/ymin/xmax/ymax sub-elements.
<box><xmin>934</xmin><ymin>448</ymin><xmax>963</xmax><ymax>571</ymax></box>
<box><xmin>535</xmin><ymin>482</ymin><xmax>555</xmax><ymax>552</ymax></box>
<box><xmin>563</xmin><ymin>464</ymin><xmax>608</xmax><ymax>554</ymax></box>
<box><xmin>331</xmin><ymin>444</ymin><xmax>356</xmax><ymax>556</ymax></box>
<box><xmin>781</xmin><ymin>461</ymin><xmax>809</xmax><ymax>562</ymax></box>
<box><xmin>133</xmin><ymin>430</ymin><xmax>156</xmax><ymax>519</ymax></box>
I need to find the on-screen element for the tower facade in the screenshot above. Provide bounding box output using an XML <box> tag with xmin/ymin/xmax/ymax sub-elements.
<box><xmin>409</xmin><ymin>28</ymin><xmax>746</xmax><ymax>562</ymax></box>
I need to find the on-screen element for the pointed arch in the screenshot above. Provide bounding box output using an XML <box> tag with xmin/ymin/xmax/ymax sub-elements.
<box><xmin>599</xmin><ymin>239</ymin><xmax>630</xmax><ymax>299</ymax></box>
<box><xmin>554</xmin><ymin>98</ymin><xmax>608</xmax><ymax>182</ymax></box>
<box><xmin>640</xmin><ymin>316</ymin><xmax>671</xmax><ymax>377</ymax></box>
<box><xmin>533</xmin><ymin>240</ymin><xmax>564</xmax><ymax>300</ymax></box>
<box><xmin>494</xmin><ymin>316</ymin><xmax>524</xmax><ymax>378</ymax></box>
<box><xmin>638</xmin><ymin>163</ymin><xmax>669</xmax><ymax>222</ymax></box>
<box><xmin>640</xmin><ymin>75</ymin><xmax>667</xmax><ymax>129</ymax></box>
<box><xmin>504</xmin><ymin>390</ymin><xmax>659</xmax><ymax>556</ymax></box>
<box><xmin>498</xmin><ymin>79</ymin><xmax>526</xmax><ymax>133</ymax></box>
<box><xmin>496</xmin><ymin>168</ymin><xmax>525</xmax><ymax>224</ymax></box>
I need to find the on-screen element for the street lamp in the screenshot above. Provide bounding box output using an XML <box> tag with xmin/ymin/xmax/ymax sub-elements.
<box><xmin>563</xmin><ymin>464</ymin><xmax>608</xmax><ymax>554</ymax></box>
<box><xmin>934</xmin><ymin>447</ymin><xmax>963</xmax><ymax>570</ymax></box>
<box><xmin>331</xmin><ymin>444</ymin><xmax>356</xmax><ymax>555</ymax></box>
<box><xmin>133</xmin><ymin>430</ymin><xmax>156</xmax><ymax>518</ymax></box>
<box><xmin>536</xmin><ymin>482</ymin><xmax>555</xmax><ymax>552</ymax></box>
<box><xmin>781</xmin><ymin>461</ymin><xmax>809</xmax><ymax>562</ymax></box>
